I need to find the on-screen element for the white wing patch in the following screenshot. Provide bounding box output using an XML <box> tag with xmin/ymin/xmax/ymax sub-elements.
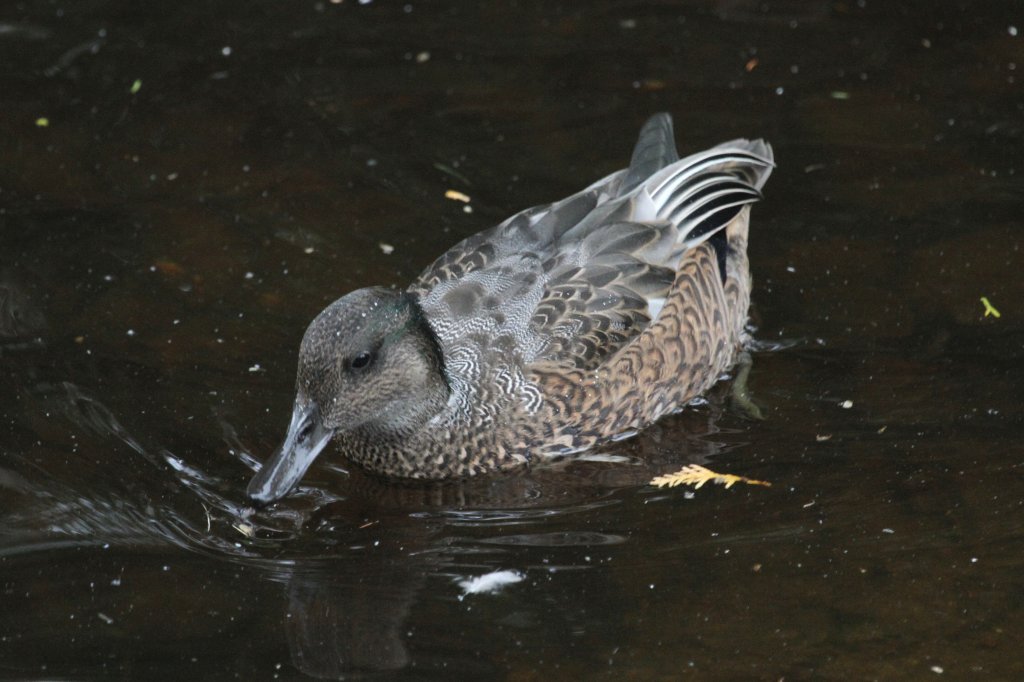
<box><xmin>646</xmin><ymin>296</ymin><xmax>666</xmax><ymax>321</ymax></box>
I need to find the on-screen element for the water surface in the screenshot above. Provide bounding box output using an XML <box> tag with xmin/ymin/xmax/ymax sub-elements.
<box><xmin>2</xmin><ymin>1</ymin><xmax>1022</xmax><ymax>679</ymax></box>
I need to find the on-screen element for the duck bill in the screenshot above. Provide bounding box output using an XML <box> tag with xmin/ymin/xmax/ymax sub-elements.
<box><xmin>247</xmin><ymin>401</ymin><xmax>335</xmax><ymax>505</ymax></box>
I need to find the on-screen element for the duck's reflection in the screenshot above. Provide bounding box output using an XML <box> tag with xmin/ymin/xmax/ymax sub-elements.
<box><xmin>283</xmin><ymin>543</ymin><xmax>428</xmax><ymax>674</ymax></box>
<box><xmin>251</xmin><ymin>445</ymin><xmax>717</xmax><ymax>678</ymax></box>
<box><xmin>1</xmin><ymin>372</ymin><xmax>738</xmax><ymax>678</ymax></box>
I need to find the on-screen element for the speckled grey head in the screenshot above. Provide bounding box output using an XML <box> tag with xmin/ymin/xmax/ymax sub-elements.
<box><xmin>247</xmin><ymin>287</ymin><xmax>449</xmax><ymax>504</ymax></box>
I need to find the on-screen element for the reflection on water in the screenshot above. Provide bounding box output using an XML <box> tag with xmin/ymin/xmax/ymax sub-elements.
<box><xmin>2</xmin><ymin>0</ymin><xmax>1024</xmax><ymax>678</ymax></box>
<box><xmin>0</xmin><ymin>271</ymin><xmax>46</xmax><ymax>343</ymax></box>
<box><xmin>287</xmin><ymin>572</ymin><xmax>416</xmax><ymax>674</ymax></box>
<box><xmin>1</xmin><ymin>362</ymin><xmax>741</xmax><ymax>675</ymax></box>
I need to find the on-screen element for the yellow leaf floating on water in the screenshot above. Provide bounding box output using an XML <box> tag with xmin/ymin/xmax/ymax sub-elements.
<box><xmin>444</xmin><ymin>189</ymin><xmax>471</xmax><ymax>203</ymax></box>
<box><xmin>650</xmin><ymin>464</ymin><xmax>771</xmax><ymax>490</ymax></box>
<box><xmin>980</xmin><ymin>296</ymin><xmax>1001</xmax><ymax>318</ymax></box>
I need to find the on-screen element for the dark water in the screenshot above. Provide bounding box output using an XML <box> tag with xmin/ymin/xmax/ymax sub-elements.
<box><xmin>2</xmin><ymin>1</ymin><xmax>1022</xmax><ymax>678</ymax></box>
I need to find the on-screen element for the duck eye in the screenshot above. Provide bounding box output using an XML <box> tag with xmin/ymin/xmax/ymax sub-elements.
<box><xmin>350</xmin><ymin>351</ymin><xmax>373</xmax><ymax>370</ymax></box>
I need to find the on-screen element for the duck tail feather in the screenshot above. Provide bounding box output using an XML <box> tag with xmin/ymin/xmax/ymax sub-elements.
<box><xmin>618</xmin><ymin>113</ymin><xmax>680</xmax><ymax>197</ymax></box>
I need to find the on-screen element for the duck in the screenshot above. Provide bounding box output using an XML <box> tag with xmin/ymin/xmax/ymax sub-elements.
<box><xmin>247</xmin><ymin>113</ymin><xmax>773</xmax><ymax>504</ymax></box>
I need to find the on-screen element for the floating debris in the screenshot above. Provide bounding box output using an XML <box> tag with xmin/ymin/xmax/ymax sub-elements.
<box><xmin>232</xmin><ymin>522</ymin><xmax>255</xmax><ymax>538</ymax></box>
<box><xmin>433</xmin><ymin>162</ymin><xmax>472</xmax><ymax>185</ymax></box>
<box><xmin>378</xmin><ymin>242</ymin><xmax>395</xmax><ymax>255</ymax></box>
<box><xmin>745</xmin><ymin>57</ymin><xmax>759</xmax><ymax>72</ymax></box>
<box><xmin>650</xmin><ymin>464</ymin><xmax>771</xmax><ymax>490</ymax></box>
<box><xmin>830</xmin><ymin>91</ymin><xmax>851</xmax><ymax>100</ymax></box>
<box><xmin>980</xmin><ymin>296</ymin><xmax>1001</xmax><ymax>318</ymax></box>
<box><xmin>815</xmin><ymin>434</ymin><xmax>832</xmax><ymax>442</ymax></box>
<box><xmin>153</xmin><ymin>259</ymin><xmax>185</xmax><ymax>277</ymax></box>
<box><xmin>635</xmin><ymin>77</ymin><xmax>666</xmax><ymax>92</ymax></box>
<box><xmin>840</xmin><ymin>400</ymin><xmax>854</xmax><ymax>409</ymax></box>
<box><xmin>130</xmin><ymin>78</ymin><xmax>142</xmax><ymax>94</ymax></box>
<box><xmin>457</xmin><ymin>570</ymin><xmax>523</xmax><ymax>599</ymax></box>
<box><xmin>444</xmin><ymin>189</ymin><xmax>471</xmax><ymax>203</ymax></box>
<box><xmin>35</xmin><ymin>117</ymin><xmax>49</xmax><ymax>127</ymax></box>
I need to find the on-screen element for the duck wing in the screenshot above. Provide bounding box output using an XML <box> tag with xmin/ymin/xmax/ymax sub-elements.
<box><xmin>527</xmin><ymin>117</ymin><xmax>773</xmax><ymax>370</ymax></box>
<box><xmin>409</xmin><ymin>160</ymin><xmax>626</xmax><ymax>357</ymax></box>
<box><xmin>411</xmin><ymin>114</ymin><xmax>773</xmax><ymax>376</ymax></box>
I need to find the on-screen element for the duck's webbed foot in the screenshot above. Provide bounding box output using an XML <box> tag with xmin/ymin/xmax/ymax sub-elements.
<box><xmin>730</xmin><ymin>350</ymin><xmax>765</xmax><ymax>421</ymax></box>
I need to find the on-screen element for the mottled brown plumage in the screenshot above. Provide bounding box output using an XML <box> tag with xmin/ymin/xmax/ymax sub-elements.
<box><xmin>247</xmin><ymin>113</ymin><xmax>773</xmax><ymax>504</ymax></box>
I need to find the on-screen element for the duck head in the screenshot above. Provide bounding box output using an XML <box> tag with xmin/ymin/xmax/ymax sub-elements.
<box><xmin>246</xmin><ymin>287</ymin><xmax>449</xmax><ymax>504</ymax></box>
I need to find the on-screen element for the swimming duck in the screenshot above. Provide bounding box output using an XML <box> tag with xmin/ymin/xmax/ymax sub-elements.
<box><xmin>247</xmin><ymin>113</ymin><xmax>773</xmax><ymax>504</ymax></box>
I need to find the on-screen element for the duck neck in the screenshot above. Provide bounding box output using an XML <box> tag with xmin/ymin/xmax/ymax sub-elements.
<box><xmin>340</xmin><ymin>292</ymin><xmax>452</xmax><ymax>471</ymax></box>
